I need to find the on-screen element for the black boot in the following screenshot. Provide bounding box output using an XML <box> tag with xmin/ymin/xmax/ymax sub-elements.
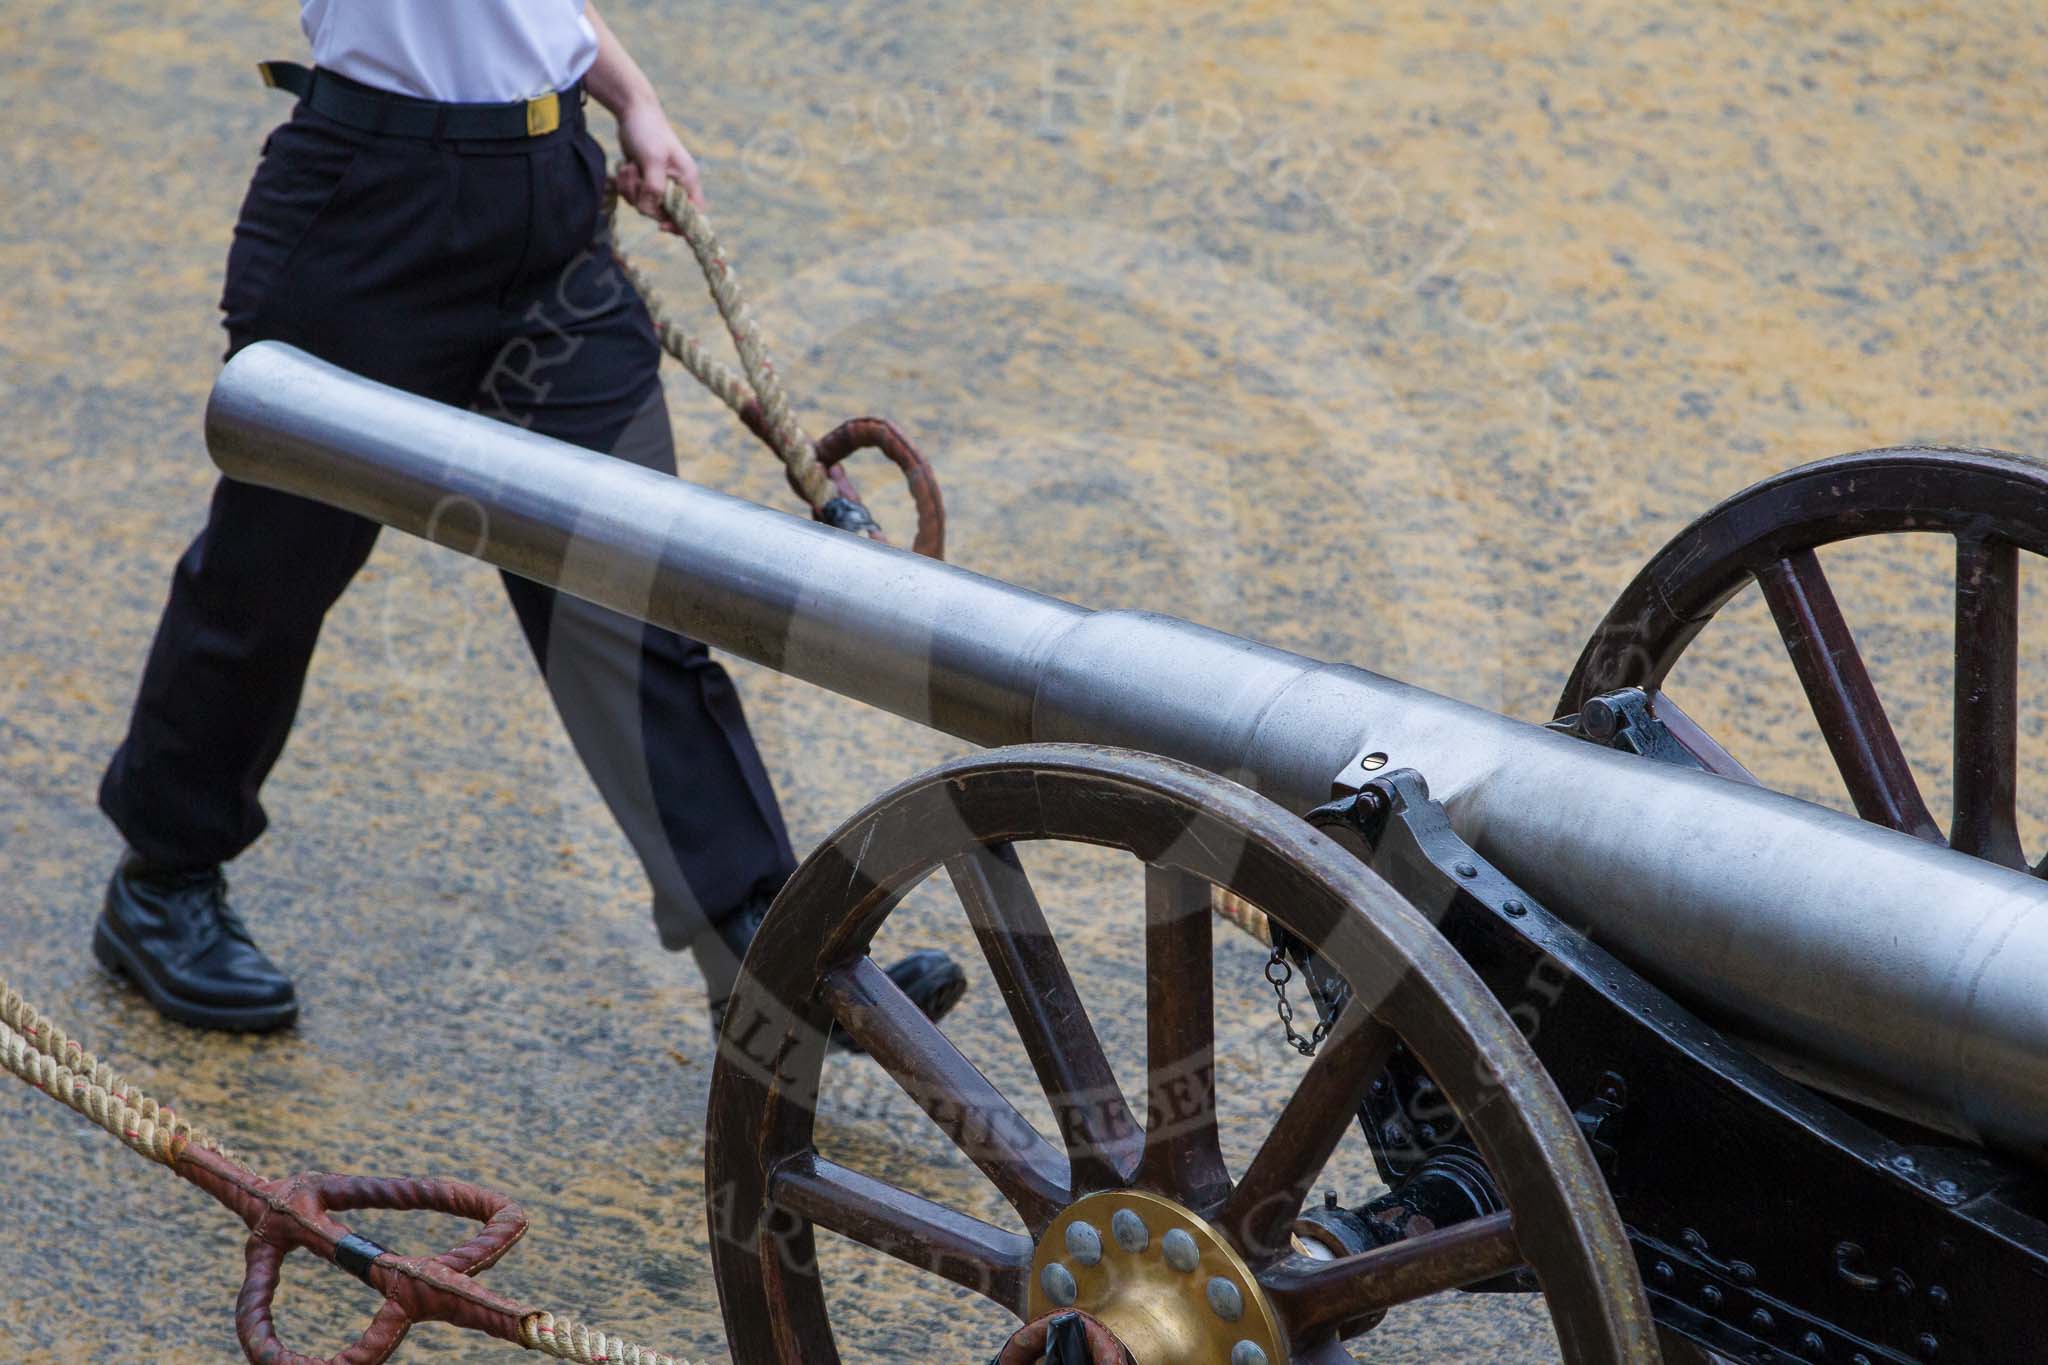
<box><xmin>93</xmin><ymin>852</ymin><xmax>298</xmax><ymax>1032</ymax></box>
<box><xmin>697</xmin><ymin>893</ymin><xmax>967</xmax><ymax>1052</ymax></box>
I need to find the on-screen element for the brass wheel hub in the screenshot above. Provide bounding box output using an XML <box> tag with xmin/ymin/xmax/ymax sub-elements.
<box><xmin>1026</xmin><ymin>1190</ymin><xmax>1287</xmax><ymax>1365</ymax></box>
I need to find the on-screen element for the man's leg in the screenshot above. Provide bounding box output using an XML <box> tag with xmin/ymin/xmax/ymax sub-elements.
<box><xmin>470</xmin><ymin>174</ymin><xmax>800</xmax><ymax>957</ymax></box>
<box><xmin>93</xmin><ymin>477</ymin><xmax>383</xmax><ymax>1029</ymax></box>
<box><xmin>101</xmin><ymin>482</ymin><xmax>382</xmax><ymax>868</ymax></box>
<box><xmin>95</xmin><ymin>109</ymin><xmax>504</xmax><ymax>1029</ymax></box>
<box><xmin>480</xmin><ymin>211</ymin><xmax>964</xmax><ymax>1037</ymax></box>
<box><xmin>494</xmin><ymin>387</ymin><xmax>797</xmax><ymax>954</ymax></box>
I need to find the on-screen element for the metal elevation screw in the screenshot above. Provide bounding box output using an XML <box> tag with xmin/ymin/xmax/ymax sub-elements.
<box><xmin>1064</xmin><ymin>1221</ymin><xmax>1102</xmax><ymax>1267</ymax></box>
<box><xmin>1111</xmin><ymin>1208</ymin><xmax>1149</xmax><ymax>1254</ymax></box>
<box><xmin>1231</xmin><ymin>1343</ymin><xmax>1269</xmax><ymax>1365</ymax></box>
<box><xmin>1040</xmin><ymin>1262</ymin><xmax>1077</xmax><ymax>1306</ymax></box>
<box><xmin>1162</xmin><ymin>1228</ymin><xmax>1200</xmax><ymax>1273</ymax></box>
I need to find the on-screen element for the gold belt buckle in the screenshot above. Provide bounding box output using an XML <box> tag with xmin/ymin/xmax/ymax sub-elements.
<box><xmin>524</xmin><ymin>91</ymin><xmax>560</xmax><ymax>137</ymax></box>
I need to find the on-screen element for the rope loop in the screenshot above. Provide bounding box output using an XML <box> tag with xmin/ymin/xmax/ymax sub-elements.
<box><xmin>812</xmin><ymin>416</ymin><xmax>945</xmax><ymax>559</ymax></box>
<box><xmin>224</xmin><ymin>1167</ymin><xmax>530</xmax><ymax>1365</ymax></box>
<box><xmin>0</xmin><ymin>973</ymin><xmax>702</xmax><ymax>1365</ymax></box>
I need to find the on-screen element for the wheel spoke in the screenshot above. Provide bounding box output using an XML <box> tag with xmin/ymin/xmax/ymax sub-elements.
<box><xmin>822</xmin><ymin>956</ymin><xmax>1071</xmax><ymax>1233</ymax></box>
<box><xmin>1219</xmin><ymin>1003</ymin><xmax>1396</xmax><ymax>1265</ymax></box>
<box><xmin>1261</xmin><ymin>1210</ymin><xmax>1521</xmax><ymax>1337</ymax></box>
<box><xmin>1135</xmin><ymin>865</ymin><xmax>1232</xmax><ymax>1209</ymax></box>
<box><xmin>946</xmin><ymin>844</ymin><xmax>1141</xmax><ymax>1193</ymax></box>
<box><xmin>1755</xmin><ymin>549</ymin><xmax>1941</xmax><ymax>840</ymax></box>
<box><xmin>1953</xmin><ymin>536</ymin><xmax>2026</xmax><ymax>867</ymax></box>
<box><xmin>770</xmin><ymin>1153</ymin><xmax>1032</xmax><ymax>1313</ymax></box>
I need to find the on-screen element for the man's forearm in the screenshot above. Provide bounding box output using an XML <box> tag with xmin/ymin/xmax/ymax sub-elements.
<box><xmin>581</xmin><ymin>3</ymin><xmax>705</xmax><ymax>211</ymax></box>
<box><xmin>583</xmin><ymin>4</ymin><xmax>659</xmax><ymax>118</ymax></box>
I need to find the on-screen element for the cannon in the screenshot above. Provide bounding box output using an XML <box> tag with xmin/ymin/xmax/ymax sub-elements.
<box><xmin>205</xmin><ymin>340</ymin><xmax>2048</xmax><ymax>1365</ymax></box>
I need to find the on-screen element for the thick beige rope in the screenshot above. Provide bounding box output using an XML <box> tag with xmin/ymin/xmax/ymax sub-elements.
<box><xmin>0</xmin><ymin>978</ymin><xmax>218</xmax><ymax>1166</ymax></box>
<box><xmin>0</xmin><ymin>974</ymin><xmax>699</xmax><ymax>1365</ymax></box>
<box><xmin>518</xmin><ymin>1312</ymin><xmax>694</xmax><ymax>1365</ymax></box>
<box><xmin>606</xmin><ymin>181</ymin><xmax>834</xmax><ymax>510</ymax></box>
<box><xmin>1212</xmin><ymin>889</ymin><xmax>1273</xmax><ymax>946</ymax></box>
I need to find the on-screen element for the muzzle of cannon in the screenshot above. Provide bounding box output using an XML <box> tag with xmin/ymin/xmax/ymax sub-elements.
<box><xmin>206</xmin><ymin>340</ymin><xmax>2048</xmax><ymax>1364</ymax></box>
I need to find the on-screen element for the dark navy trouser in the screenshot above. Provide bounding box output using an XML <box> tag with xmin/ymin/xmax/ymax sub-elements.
<box><xmin>99</xmin><ymin>96</ymin><xmax>796</xmax><ymax>946</ymax></box>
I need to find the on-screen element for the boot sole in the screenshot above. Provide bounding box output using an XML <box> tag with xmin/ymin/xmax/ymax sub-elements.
<box><xmin>92</xmin><ymin>920</ymin><xmax>299</xmax><ymax>1033</ymax></box>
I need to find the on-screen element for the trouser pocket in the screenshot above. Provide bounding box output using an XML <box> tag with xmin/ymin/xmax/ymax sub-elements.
<box><xmin>219</xmin><ymin>115</ymin><xmax>366</xmax><ymax>350</ymax></box>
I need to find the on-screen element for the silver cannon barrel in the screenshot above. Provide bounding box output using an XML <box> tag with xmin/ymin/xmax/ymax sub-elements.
<box><xmin>208</xmin><ymin>341</ymin><xmax>2048</xmax><ymax>1157</ymax></box>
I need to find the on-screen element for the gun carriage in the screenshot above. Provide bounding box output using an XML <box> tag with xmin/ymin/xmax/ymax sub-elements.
<box><xmin>203</xmin><ymin>342</ymin><xmax>2048</xmax><ymax>1365</ymax></box>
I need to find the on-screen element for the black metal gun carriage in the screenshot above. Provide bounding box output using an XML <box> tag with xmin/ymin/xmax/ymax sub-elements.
<box><xmin>212</xmin><ymin>346</ymin><xmax>2048</xmax><ymax>1364</ymax></box>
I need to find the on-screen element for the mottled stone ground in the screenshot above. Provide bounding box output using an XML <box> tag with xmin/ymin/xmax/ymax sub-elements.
<box><xmin>4</xmin><ymin>1</ymin><xmax>2048</xmax><ymax>1361</ymax></box>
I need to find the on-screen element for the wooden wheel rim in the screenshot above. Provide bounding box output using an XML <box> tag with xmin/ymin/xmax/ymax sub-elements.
<box><xmin>1559</xmin><ymin>444</ymin><xmax>2048</xmax><ymax>869</ymax></box>
<box><xmin>704</xmin><ymin>744</ymin><xmax>1654</xmax><ymax>1363</ymax></box>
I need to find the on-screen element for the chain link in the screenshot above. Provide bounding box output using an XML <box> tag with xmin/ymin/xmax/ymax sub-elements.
<box><xmin>1265</xmin><ymin>944</ymin><xmax>1330</xmax><ymax>1058</ymax></box>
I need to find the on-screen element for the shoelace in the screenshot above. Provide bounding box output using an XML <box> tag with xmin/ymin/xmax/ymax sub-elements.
<box><xmin>213</xmin><ymin>900</ymin><xmax>260</xmax><ymax>948</ymax></box>
<box><xmin>155</xmin><ymin>872</ymin><xmax>257</xmax><ymax>960</ymax></box>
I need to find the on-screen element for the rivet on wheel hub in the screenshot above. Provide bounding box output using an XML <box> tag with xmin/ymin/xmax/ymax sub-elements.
<box><xmin>1041</xmin><ymin>1262</ymin><xmax>1078</xmax><ymax>1306</ymax></box>
<box><xmin>1206</xmin><ymin>1276</ymin><xmax>1244</xmax><ymax>1321</ymax></box>
<box><xmin>1065</xmin><ymin>1221</ymin><xmax>1104</xmax><ymax>1266</ymax></box>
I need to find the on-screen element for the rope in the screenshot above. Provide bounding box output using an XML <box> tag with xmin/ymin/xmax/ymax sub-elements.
<box><xmin>0</xmin><ymin>979</ymin><xmax>218</xmax><ymax>1166</ymax></box>
<box><xmin>1212</xmin><ymin>888</ymin><xmax>1273</xmax><ymax>946</ymax></box>
<box><xmin>608</xmin><ymin>183</ymin><xmax>833</xmax><ymax>510</ymax></box>
<box><xmin>605</xmin><ymin>170</ymin><xmax>948</xmax><ymax>559</ymax></box>
<box><xmin>519</xmin><ymin>1312</ymin><xmax>691</xmax><ymax>1365</ymax></box>
<box><xmin>0</xmin><ymin>973</ymin><xmax>700</xmax><ymax>1365</ymax></box>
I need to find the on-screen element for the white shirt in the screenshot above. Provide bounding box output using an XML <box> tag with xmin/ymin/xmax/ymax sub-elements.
<box><xmin>299</xmin><ymin>1</ymin><xmax>598</xmax><ymax>104</ymax></box>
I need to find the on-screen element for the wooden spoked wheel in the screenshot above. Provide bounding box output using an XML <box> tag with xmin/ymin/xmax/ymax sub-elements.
<box><xmin>705</xmin><ymin>744</ymin><xmax>1656</xmax><ymax>1363</ymax></box>
<box><xmin>1559</xmin><ymin>445</ymin><xmax>2048</xmax><ymax>872</ymax></box>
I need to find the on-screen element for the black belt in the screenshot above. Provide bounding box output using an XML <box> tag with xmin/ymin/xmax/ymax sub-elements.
<box><xmin>258</xmin><ymin>60</ymin><xmax>578</xmax><ymax>139</ymax></box>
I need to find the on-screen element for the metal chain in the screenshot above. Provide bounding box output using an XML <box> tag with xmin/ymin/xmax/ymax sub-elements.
<box><xmin>1264</xmin><ymin>944</ymin><xmax>1330</xmax><ymax>1058</ymax></box>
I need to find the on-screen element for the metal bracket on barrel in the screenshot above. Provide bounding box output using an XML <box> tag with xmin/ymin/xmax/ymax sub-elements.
<box><xmin>1547</xmin><ymin>685</ymin><xmax>1706</xmax><ymax>770</ymax></box>
<box><xmin>1304</xmin><ymin>765</ymin><xmax>1557</xmax><ymax>1186</ymax></box>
